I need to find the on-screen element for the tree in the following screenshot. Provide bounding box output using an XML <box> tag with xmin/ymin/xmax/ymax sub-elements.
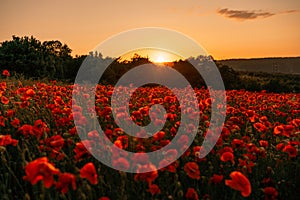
<box><xmin>0</xmin><ymin>36</ymin><xmax>73</xmax><ymax>79</ymax></box>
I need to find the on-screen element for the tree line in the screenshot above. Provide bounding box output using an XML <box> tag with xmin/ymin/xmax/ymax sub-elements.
<box><xmin>0</xmin><ymin>36</ymin><xmax>298</xmax><ymax>93</ymax></box>
<box><xmin>0</xmin><ymin>35</ymin><xmax>85</xmax><ymax>80</ymax></box>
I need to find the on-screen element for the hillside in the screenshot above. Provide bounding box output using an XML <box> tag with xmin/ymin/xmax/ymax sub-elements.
<box><xmin>218</xmin><ymin>57</ymin><xmax>300</xmax><ymax>74</ymax></box>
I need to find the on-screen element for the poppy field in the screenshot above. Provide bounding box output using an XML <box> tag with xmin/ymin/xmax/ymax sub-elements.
<box><xmin>0</xmin><ymin>70</ymin><xmax>299</xmax><ymax>200</ymax></box>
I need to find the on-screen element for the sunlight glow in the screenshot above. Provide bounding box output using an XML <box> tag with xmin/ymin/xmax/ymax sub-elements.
<box><xmin>119</xmin><ymin>48</ymin><xmax>184</xmax><ymax>63</ymax></box>
<box><xmin>153</xmin><ymin>55</ymin><xmax>167</xmax><ymax>63</ymax></box>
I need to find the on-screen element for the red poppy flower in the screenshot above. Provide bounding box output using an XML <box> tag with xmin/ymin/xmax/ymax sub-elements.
<box><xmin>134</xmin><ymin>164</ymin><xmax>158</xmax><ymax>184</ymax></box>
<box><xmin>74</xmin><ymin>141</ymin><xmax>90</xmax><ymax>161</ymax></box>
<box><xmin>10</xmin><ymin>118</ymin><xmax>20</xmax><ymax>128</ymax></box>
<box><xmin>23</xmin><ymin>157</ymin><xmax>60</xmax><ymax>188</ymax></box>
<box><xmin>238</xmin><ymin>159</ymin><xmax>255</xmax><ymax>173</ymax></box>
<box><xmin>5</xmin><ymin>109</ymin><xmax>15</xmax><ymax>117</ymax></box>
<box><xmin>276</xmin><ymin>143</ymin><xmax>284</xmax><ymax>151</ymax></box>
<box><xmin>87</xmin><ymin>130</ymin><xmax>100</xmax><ymax>140</ymax></box>
<box><xmin>0</xmin><ymin>116</ymin><xmax>6</xmax><ymax>127</ymax></box>
<box><xmin>159</xmin><ymin>160</ymin><xmax>178</xmax><ymax>173</ymax></box>
<box><xmin>185</xmin><ymin>188</ymin><xmax>199</xmax><ymax>200</ymax></box>
<box><xmin>164</xmin><ymin>149</ymin><xmax>178</xmax><ymax>161</ymax></box>
<box><xmin>20</xmin><ymin>101</ymin><xmax>30</xmax><ymax>108</ymax></box>
<box><xmin>80</xmin><ymin>162</ymin><xmax>98</xmax><ymax>185</ymax></box>
<box><xmin>231</xmin><ymin>139</ymin><xmax>245</xmax><ymax>149</ymax></box>
<box><xmin>225</xmin><ymin>171</ymin><xmax>251</xmax><ymax>197</ymax></box>
<box><xmin>259</xmin><ymin>140</ymin><xmax>269</xmax><ymax>148</ymax></box>
<box><xmin>193</xmin><ymin>146</ymin><xmax>206</xmax><ymax>159</ymax></box>
<box><xmin>170</xmin><ymin>127</ymin><xmax>177</xmax><ymax>136</ymax></box>
<box><xmin>114</xmin><ymin>139</ymin><xmax>123</xmax><ymax>149</ymax></box>
<box><xmin>263</xmin><ymin>187</ymin><xmax>278</xmax><ymax>200</ymax></box>
<box><xmin>282</xmin><ymin>144</ymin><xmax>297</xmax><ymax>157</ymax></box>
<box><xmin>2</xmin><ymin>70</ymin><xmax>10</xmax><ymax>77</ymax></box>
<box><xmin>46</xmin><ymin>135</ymin><xmax>64</xmax><ymax>151</ymax></box>
<box><xmin>131</xmin><ymin>152</ymin><xmax>149</xmax><ymax>166</ymax></box>
<box><xmin>184</xmin><ymin>162</ymin><xmax>200</xmax><ymax>180</ymax></box>
<box><xmin>33</xmin><ymin>119</ymin><xmax>49</xmax><ymax>138</ymax></box>
<box><xmin>1</xmin><ymin>96</ymin><xmax>9</xmax><ymax>105</ymax></box>
<box><xmin>25</xmin><ymin>89</ymin><xmax>36</xmax><ymax>97</ymax></box>
<box><xmin>152</xmin><ymin>131</ymin><xmax>165</xmax><ymax>141</ymax></box>
<box><xmin>209</xmin><ymin>174</ymin><xmax>224</xmax><ymax>185</ymax></box>
<box><xmin>147</xmin><ymin>184</ymin><xmax>161</xmax><ymax>195</ymax></box>
<box><xmin>218</xmin><ymin>146</ymin><xmax>233</xmax><ymax>155</ymax></box>
<box><xmin>0</xmin><ymin>82</ymin><xmax>6</xmax><ymax>90</ymax></box>
<box><xmin>177</xmin><ymin>135</ymin><xmax>189</xmax><ymax>146</ymax></box>
<box><xmin>112</xmin><ymin>157</ymin><xmax>130</xmax><ymax>171</ymax></box>
<box><xmin>113</xmin><ymin>127</ymin><xmax>124</xmax><ymax>135</ymax></box>
<box><xmin>291</xmin><ymin>118</ymin><xmax>300</xmax><ymax>127</ymax></box>
<box><xmin>18</xmin><ymin>124</ymin><xmax>35</xmax><ymax>137</ymax></box>
<box><xmin>283</xmin><ymin>125</ymin><xmax>294</xmax><ymax>136</ymax></box>
<box><xmin>98</xmin><ymin>197</ymin><xmax>110</xmax><ymax>200</ymax></box>
<box><xmin>220</xmin><ymin>152</ymin><xmax>235</xmax><ymax>164</ymax></box>
<box><xmin>273</xmin><ymin>125</ymin><xmax>284</xmax><ymax>136</ymax></box>
<box><xmin>253</xmin><ymin>122</ymin><xmax>268</xmax><ymax>133</ymax></box>
<box><xmin>56</xmin><ymin>173</ymin><xmax>76</xmax><ymax>194</ymax></box>
<box><xmin>0</xmin><ymin>135</ymin><xmax>18</xmax><ymax>146</ymax></box>
<box><xmin>115</xmin><ymin>135</ymin><xmax>128</xmax><ymax>149</ymax></box>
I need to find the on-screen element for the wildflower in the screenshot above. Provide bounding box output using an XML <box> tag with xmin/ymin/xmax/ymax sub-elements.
<box><xmin>99</xmin><ymin>197</ymin><xmax>110</xmax><ymax>200</ymax></box>
<box><xmin>56</xmin><ymin>173</ymin><xmax>76</xmax><ymax>193</ymax></box>
<box><xmin>0</xmin><ymin>116</ymin><xmax>6</xmax><ymax>127</ymax></box>
<box><xmin>259</xmin><ymin>140</ymin><xmax>269</xmax><ymax>148</ymax></box>
<box><xmin>46</xmin><ymin>135</ymin><xmax>64</xmax><ymax>151</ymax></box>
<box><xmin>131</xmin><ymin>152</ymin><xmax>149</xmax><ymax>166</ymax></box>
<box><xmin>254</xmin><ymin>122</ymin><xmax>268</xmax><ymax>133</ymax></box>
<box><xmin>185</xmin><ymin>188</ymin><xmax>199</xmax><ymax>200</ymax></box>
<box><xmin>112</xmin><ymin>157</ymin><xmax>130</xmax><ymax>171</ymax></box>
<box><xmin>18</xmin><ymin>124</ymin><xmax>35</xmax><ymax>137</ymax></box>
<box><xmin>23</xmin><ymin>157</ymin><xmax>60</xmax><ymax>188</ymax></box>
<box><xmin>184</xmin><ymin>162</ymin><xmax>200</xmax><ymax>180</ymax></box>
<box><xmin>10</xmin><ymin>118</ymin><xmax>20</xmax><ymax>128</ymax></box>
<box><xmin>147</xmin><ymin>184</ymin><xmax>161</xmax><ymax>195</ymax></box>
<box><xmin>282</xmin><ymin>144</ymin><xmax>297</xmax><ymax>157</ymax></box>
<box><xmin>80</xmin><ymin>162</ymin><xmax>98</xmax><ymax>185</ymax></box>
<box><xmin>220</xmin><ymin>152</ymin><xmax>235</xmax><ymax>164</ymax></box>
<box><xmin>2</xmin><ymin>70</ymin><xmax>10</xmax><ymax>77</ymax></box>
<box><xmin>134</xmin><ymin>164</ymin><xmax>158</xmax><ymax>184</ymax></box>
<box><xmin>225</xmin><ymin>171</ymin><xmax>251</xmax><ymax>197</ymax></box>
<box><xmin>1</xmin><ymin>96</ymin><xmax>9</xmax><ymax>105</ymax></box>
<box><xmin>209</xmin><ymin>174</ymin><xmax>224</xmax><ymax>185</ymax></box>
<box><xmin>74</xmin><ymin>141</ymin><xmax>90</xmax><ymax>161</ymax></box>
<box><xmin>0</xmin><ymin>135</ymin><xmax>18</xmax><ymax>146</ymax></box>
<box><xmin>263</xmin><ymin>187</ymin><xmax>279</xmax><ymax>200</ymax></box>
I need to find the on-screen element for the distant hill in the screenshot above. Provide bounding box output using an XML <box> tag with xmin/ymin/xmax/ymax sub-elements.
<box><xmin>218</xmin><ymin>57</ymin><xmax>300</xmax><ymax>74</ymax></box>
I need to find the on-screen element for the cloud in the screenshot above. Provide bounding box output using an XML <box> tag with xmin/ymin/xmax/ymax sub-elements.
<box><xmin>217</xmin><ymin>8</ymin><xmax>300</xmax><ymax>21</ymax></box>
<box><xmin>217</xmin><ymin>8</ymin><xmax>275</xmax><ymax>21</ymax></box>
<box><xmin>279</xmin><ymin>10</ymin><xmax>300</xmax><ymax>14</ymax></box>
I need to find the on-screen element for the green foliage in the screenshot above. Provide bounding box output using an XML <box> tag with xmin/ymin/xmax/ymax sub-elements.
<box><xmin>240</xmin><ymin>71</ymin><xmax>300</xmax><ymax>93</ymax></box>
<box><xmin>0</xmin><ymin>35</ymin><xmax>73</xmax><ymax>80</ymax></box>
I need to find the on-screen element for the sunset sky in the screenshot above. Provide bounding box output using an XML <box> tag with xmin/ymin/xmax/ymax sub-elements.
<box><xmin>0</xmin><ymin>0</ymin><xmax>299</xmax><ymax>60</ymax></box>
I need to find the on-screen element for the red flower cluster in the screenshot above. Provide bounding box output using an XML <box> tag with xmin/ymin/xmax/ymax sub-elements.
<box><xmin>0</xmin><ymin>81</ymin><xmax>299</xmax><ymax>199</ymax></box>
<box><xmin>0</xmin><ymin>135</ymin><xmax>18</xmax><ymax>146</ymax></box>
<box><xmin>23</xmin><ymin>157</ymin><xmax>60</xmax><ymax>188</ymax></box>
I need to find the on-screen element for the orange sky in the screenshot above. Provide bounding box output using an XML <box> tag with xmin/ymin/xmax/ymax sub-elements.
<box><xmin>0</xmin><ymin>0</ymin><xmax>299</xmax><ymax>60</ymax></box>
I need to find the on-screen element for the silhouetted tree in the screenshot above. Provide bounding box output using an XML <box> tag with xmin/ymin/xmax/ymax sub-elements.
<box><xmin>0</xmin><ymin>36</ymin><xmax>72</xmax><ymax>79</ymax></box>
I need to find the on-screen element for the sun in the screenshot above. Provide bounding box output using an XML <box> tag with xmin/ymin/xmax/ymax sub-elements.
<box><xmin>154</xmin><ymin>55</ymin><xmax>166</xmax><ymax>63</ymax></box>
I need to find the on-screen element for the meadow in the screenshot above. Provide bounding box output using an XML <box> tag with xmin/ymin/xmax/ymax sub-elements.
<box><xmin>0</xmin><ymin>70</ymin><xmax>299</xmax><ymax>200</ymax></box>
